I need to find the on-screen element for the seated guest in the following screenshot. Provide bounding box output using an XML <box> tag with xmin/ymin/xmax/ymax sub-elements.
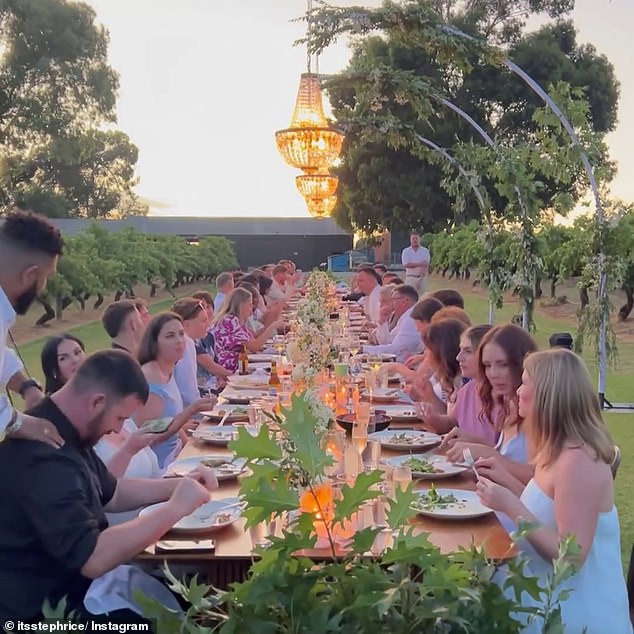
<box><xmin>268</xmin><ymin>264</ymin><xmax>299</xmax><ymax>301</ymax></box>
<box><xmin>133</xmin><ymin>298</ymin><xmax>151</xmax><ymax>326</ymax></box>
<box><xmin>368</xmin><ymin>284</ymin><xmax>397</xmax><ymax>343</ymax></box>
<box><xmin>373</xmin><ymin>263</ymin><xmax>388</xmax><ymax>278</ymax></box>
<box><xmin>101</xmin><ymin>299</ymin><xmax>144</xmax><ymax>355</ymax></box>
<box><xmin>431</xmin><ymin>305</ymin><xmax>472</xmax><ymax>327</ymax></box>
<box><xmin>41</xmin><ymin>334</ymin><xmax>170</xmax><ymax>495</ymax></box>
<box><xmin>0</xmin><ymin>350</ymin><xmax>217</xmax><ymax>623</ymax></box>
<box><xmin>133</xmin><ymin>312</ymin><xmax>215</xmax><ymax>468</ymax></box>
<box><xmin>213</xmin><ymin>272</ymin><xmax>235</xmax><ymax>312</ymax></box>
<box><xmin>430</xmin><ymin>288</ymin><xmax>464</xmax><ymax>308</ymax></box>
<box><xmin>41</xmin><ymin>334</ymin><xmax>86</xmax><ymax>394</ymax></box>
<box><xmin>383</xmin><ymin>273</ymin><xmax>403</xmax><ymax>285</ymax></box>
<box><xmin>477</xmin><ymin>350</ymin><xmax>631</xmax><ymax>633</ymax></box>
<box><xmin>363</xmin><ymin>285</ymin><xmax>421</xmax><ymax>363</ymax></box>
<box><xmin>171</xmin><ymin>298</ymin><xmax>211</xmax><ymax>409</ymax></box>
<box><xmin>238</xmin><ymin>282</ymin><xmax>265</xmax><ymax>333</ymax></box>
<box><xmin>432</xmin><ymin>325</ymin><xmax>497</xmax><ymax>442</ymax></box>
<box><xmin>261</xmin><ymin>263</ymin><xmax>275</xmax><ymax>278</ymax></box>
<box><xmin>356</xmin><ymin>266</ymin><xmax>382</xmax><ymax>325</ymax></box>
<box><xmin>401</xmin><ymin>296</ymin><xmax>444</xmax><ymax>369</ymax></box>
<box><xmin>447</xmin><ymin>324</ymin><xmax>537</xmax><ymax>485</ymax></box>
<box><xmin>211</xmin><ymin>288</ymin><xmax>282</xmax><ymax>372</ymax></box>
<box><xmin>191</xmin><ymin>291</ymin><xmax>232</xmax><ymax>393</ymax></box>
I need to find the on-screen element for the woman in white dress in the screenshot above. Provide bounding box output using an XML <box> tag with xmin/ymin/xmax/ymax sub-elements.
<box><xmin>477</xmin><ymin>349</ymin><xmax>632</xmax><ymax>633</ymax></box>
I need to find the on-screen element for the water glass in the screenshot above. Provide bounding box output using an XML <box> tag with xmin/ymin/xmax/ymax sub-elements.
<box><xmin>351</xmin><ymin>422</ymin><xmax>368</xmax><ymax>456</ymax></box>
<box><xmin>362</xmin><ymin>439</ymin><xmax>381</xmax><ymax>471</ymax></box>
<box><xmin>355</xmin><ymin>401</ymin><xmax>371</xmax><ymax>426</ymax></box>
<box><xmin>249</xmin><ymin>520</ymin><xmax>272</xmax><ymax>549</ymax></box>
<box><xmin>392</xmin><ymin>465</ymin><xmax>412</xmax><ymax>493</ymax></box>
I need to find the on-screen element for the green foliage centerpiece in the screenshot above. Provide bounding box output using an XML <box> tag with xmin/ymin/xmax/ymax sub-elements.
<box><xmin>138</xmin><ymin>391</ymin><xmax>581</xmax><ymax>633</ymax></box>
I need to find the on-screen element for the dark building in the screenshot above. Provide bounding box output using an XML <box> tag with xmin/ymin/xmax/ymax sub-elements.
<box><xmin>40</xmin><ymin>216</ymin><xmax>353</xmax><ymax>271</ymax></box>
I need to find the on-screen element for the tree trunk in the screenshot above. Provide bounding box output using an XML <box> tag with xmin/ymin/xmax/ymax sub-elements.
<box><xmin>55</xmin><ymin>296</ymin><xmax>66</xmax><ymax>320</ymax></box>
<box><xmin>114</xmin><ymin>290</ymin><xmax>123</xmax><ymax>301</ymax></box>
<box><xmin>150</xmin><ymin>283</ymin><xmax>157</xmax><ymax>297</ymax></box>
<box><xmin>618</xmin><ymin>285</ymin><xmax>634</xmax><ymax>321</ymax></box>
<box><xmin>35</xmin><ymin>298</ymin><xmax>55</xmax><ymax>326</ymax></box>
<box><xmin>93</xmin><ymin>294</ymin><xmax>104</xmax><ymax>309</ymax></box>
<box><xmin>580</xmin><ymin>286</ymin><xmax>589</xmax><ymax>309</ymax></box>
<box><xmin>550</xmin><ymin>278</ymin><xmax>557</xmax><ymax>299</ymax></box>
<box><xmin>534</xmin><ymin>277</ymin><xmax>542</xmax><ymax>299</ymax></box>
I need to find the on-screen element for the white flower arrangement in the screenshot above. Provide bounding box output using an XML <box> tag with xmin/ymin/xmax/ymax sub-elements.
<box><xmin>304</xmin><ymin>387</ymin><xmax>334</xmax><ymax>433</ymax></box>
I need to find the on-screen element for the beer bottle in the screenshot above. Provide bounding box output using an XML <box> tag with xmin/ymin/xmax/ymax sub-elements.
<box><xmin>238</xmin><ymin>345</ymin><xmax>249</xmax><ymax>375</ymax></box>
<box><xmin>268</xmin><ymin>360</ymin><xmax>281</xmax><ymax>389</ymax></box>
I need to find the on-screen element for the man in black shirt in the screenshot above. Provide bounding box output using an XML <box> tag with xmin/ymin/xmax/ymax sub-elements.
<box><xmin>0</xmin><ymin>350</ymin><xmax>216</xmax><ymax>622</ymax></box>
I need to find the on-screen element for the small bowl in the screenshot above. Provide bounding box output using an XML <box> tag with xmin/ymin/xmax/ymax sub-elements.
<box><xmin>335</xmin><ymin>413</ymin><xmax>392</xmax><ymax>435</ymax></box>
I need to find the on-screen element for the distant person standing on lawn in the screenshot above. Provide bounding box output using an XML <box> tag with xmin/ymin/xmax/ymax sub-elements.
<box><xmin>401</xmin><ymin>232</ymin><xmax>430</xmax><ymax>294</ymax></box>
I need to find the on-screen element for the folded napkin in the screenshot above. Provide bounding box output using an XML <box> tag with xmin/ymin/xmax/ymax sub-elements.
<box><xmin>84</xmin><ymin>564</ymin><xmax>182</xmax><ymax>616</ymax></box>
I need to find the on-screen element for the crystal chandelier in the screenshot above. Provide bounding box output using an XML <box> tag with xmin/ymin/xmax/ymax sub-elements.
<box><xmin>275</xmin><ymin>0</ymin><xmax>344</xmax><ymax>218</ymax></box>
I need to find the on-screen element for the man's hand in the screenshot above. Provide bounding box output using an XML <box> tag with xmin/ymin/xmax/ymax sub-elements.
<box><xmin>185</xmin><ymin>465</ymin><xmax>219</xmax><ymax>491</ymax></box>
<box><xmin>10</xmin><ymin>414</ymin><xmax>64</xmax><ymax>448</ymax></box>
<box><xmin>167</xmin><ymin>478</ymin><xmax>211</xmax><ymax>518</ymax></box>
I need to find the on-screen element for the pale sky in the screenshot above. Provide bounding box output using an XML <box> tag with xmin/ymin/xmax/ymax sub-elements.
<box><xmin>84</xmin><ymin>0</ymin><xmax>634</xmax><ymax>218</ymax></box>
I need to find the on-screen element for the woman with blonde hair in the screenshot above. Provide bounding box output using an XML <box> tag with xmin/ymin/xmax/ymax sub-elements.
<box><xmin>477</xmin><ymin>349</ymin><xmax>630</xmax><ymax>633</ymax></box>
<box><xmin>211</xmin><ymin>287</ymin><xmax>283</xmax><ymax>372</ymax></box>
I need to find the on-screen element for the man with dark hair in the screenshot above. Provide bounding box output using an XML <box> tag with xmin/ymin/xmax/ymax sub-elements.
<box><xmin>373</xmin><ymin>263</ymin><xmax>388</xmax><ymax>277</ymax></box>
<box><xmin>101</xmin><ymin>300</ymin><xmax>144</xmax><ymax>355</ymax></box>
<box><xmin>363</xmin><ymin>285</ymin><xmax>422</xmax><ymax>362</ymax></box>
<box><xmin>430</xmin><ymin>288</ymin><xmax>464</xmax><ymax>309</ymax></box>
<box><xmin>0</xmin><ymin>350</ymin><xmax>216</xmax><ymax>622</ymax></box>
<box><xmin>356</xmin><ymin>266</ymin><xmax>382</xmax><ymax>324</ymax></box>
<box><xmin>0</xmin><ymin>210</ymin><xmax>64</xmax><ymax>446</ymax></box>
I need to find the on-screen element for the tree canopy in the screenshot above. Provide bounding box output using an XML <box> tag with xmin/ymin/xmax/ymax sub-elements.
<box><xmin>0</xmin><ymin>0</ymin><xmax>147</xmax><ymax>217</ymax></box>
<box><xmin>321</xmin><ymin>0</ymin><xmax>619</xmax><ymax>234</ymax></box>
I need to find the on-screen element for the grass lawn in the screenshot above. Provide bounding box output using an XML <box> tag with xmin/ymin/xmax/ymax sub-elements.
<box><xmin>9</xmin><ymin>278</ymin><xmax>634</xmax><ymax>572</ymax></box>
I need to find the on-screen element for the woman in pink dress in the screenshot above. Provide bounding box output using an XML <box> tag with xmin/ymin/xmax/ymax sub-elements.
<box><xmin>210</xmin><ymin>288</ymin><xmax>282</xmax><ymax>373</ymax></box>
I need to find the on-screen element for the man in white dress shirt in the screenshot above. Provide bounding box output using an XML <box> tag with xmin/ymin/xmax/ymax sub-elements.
<box><xmin>0</xmin><ymin>210</ymin><xmax>65</xmax><ymax>446</ymax></box>
<box><xmin>363</xmin><ymin>285</ymin><xmax>422</xmax><ymax>363</ymax></box>
<box><xmin>356</xmin><ymin>267</ymin><xmax>382</xmax><ymax>325</ymax></box>
<box><xmin>401</xmin><ymin>233</ymin><xmax>430</xmax><ymax>294</ymax></box>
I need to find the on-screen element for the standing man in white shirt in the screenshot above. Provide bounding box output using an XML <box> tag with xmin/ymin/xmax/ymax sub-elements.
<box><xmin>401</xmin><ymin>232</ymin><xmax>430</xmax><ymax>294</ymax></box>
<box><xmin>0</xmin><ymin>210</ymin><xmax>65</xmax><ymax>446</ymax></box>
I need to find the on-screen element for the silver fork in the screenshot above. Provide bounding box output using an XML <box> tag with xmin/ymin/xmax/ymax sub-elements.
<box><xmin>462</xmin><ymin>447</ymin><xmax>481</xmax><ymax>482</ymax></box>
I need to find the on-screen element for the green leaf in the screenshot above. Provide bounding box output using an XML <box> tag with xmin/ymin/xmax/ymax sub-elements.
<box><xmin>351</xmin><ymin>527</ymin><xmax>382</xmax><ymax>554</ymax></box>
<box><xmin>228</xmin><ymin>425</ymin><xmax>283</xmax><ymax>461</ymax></box>
<box><xmin>385</xmin><ymin>483</ymin><xmax>417</xmax><ymax>529</ymax></box>
<box><xmin>241</xmin><ymin>475</ymin><xmax>299</xmax><ymax>526</ymax></box>
<box><xmin>332</xmin><ymin>470</ymin><xmax>382</xmax><ymax>525</ymax></box>
<box><xmin>282</xmin><ymin>393</ymin><xmax>331</xmax><ymax>479</ymax></box>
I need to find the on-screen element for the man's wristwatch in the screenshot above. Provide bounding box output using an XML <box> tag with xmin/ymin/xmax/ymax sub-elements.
<box><xmin>5</xmin><ymin>410</ymin><xmax>23</xmax><ymax>436</ymax></box>
<box><xmin>18</xmin><ymin>378</ymin><xmax>42</xmax><ymax>398</ymax></box>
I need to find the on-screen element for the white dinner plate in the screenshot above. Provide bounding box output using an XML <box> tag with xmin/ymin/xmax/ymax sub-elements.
<box><xmin>165</xmin><ymin>455</ymin><xmax>247</xmax><ymax>481</ymax></box>
<box><xmin>227</xmin><ymin>374</ymin><xmax>271</xmax><ymax>390</ymax></box>
<box><xmin>361</xmin><ymin>388</ymin><xmax>401</xmax><ymax>403</ymax></box>
<box><xmin>385</xmin><ymin>453</ymin><xmax>468</xmax><ymax>480</ymax></box>
<box><xmin>248</xmin><ymin>354</ymin><xmax>277</xmax><ymax>363</ymax></box>
<box><xmin>372</xmin><ymin>404</ymin><xmax>420</xmax><ymax>421</ymax></box>
<box><xmin>192</xmin><ymin>425</ymin><xmax>240</xmax><ymax>446</ymax></box>
<box><xmin>220</xmin><ymin>389</ymin><xmax>269</xmax><ymax>404</ymax></box>
<box><xmin>411</xmin><ymin>488</ymin><xmax>491</xmax><ymax>519</ymax></box>
<box><xmin>201</xmin><ymin>404</ymin><xmax>250</xmax><ymax>423</ymax></box>
<box><xmin>370</xmin><ymin>429</ymin><xmax>442</xmax><ymax>451</ymax></box>
<box><xmin>140</xmin><ymin>497</ymin><xmax>242</xmax><ymax>533</ymax></box>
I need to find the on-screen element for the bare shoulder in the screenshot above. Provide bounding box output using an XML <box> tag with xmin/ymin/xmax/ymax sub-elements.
<box><xmin>555</xmin><ymin>446</ymin><xmax>611</xmax><ymax>482</ymax></box>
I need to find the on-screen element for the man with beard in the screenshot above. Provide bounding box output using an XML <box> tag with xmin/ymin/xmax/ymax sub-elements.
<box><xmin>0</xmin><ymin>210</ymin><xmax>64</xmax><ymax>447</ymax></box>
<box><xmin>0</xmin><ymin>349</ymin><xmax>216</xmax><ymax>622</ymax></box>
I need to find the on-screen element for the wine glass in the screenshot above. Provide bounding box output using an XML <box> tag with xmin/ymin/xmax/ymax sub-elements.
<box><xmin>351</xmin><ymin>422</ymin><xmax>368</xmax><ymax>457</ymax></box>
<box><xmin>392</xmin><ymin>465</ymin><xmax>412</xmax><ymax>493</ymax></box>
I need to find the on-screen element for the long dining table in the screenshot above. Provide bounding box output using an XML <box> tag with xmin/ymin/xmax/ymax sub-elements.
<box><xmin>136</xmin><ymin>417</ymin><xmax>515</xmax><ymax>588</ymax></box>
